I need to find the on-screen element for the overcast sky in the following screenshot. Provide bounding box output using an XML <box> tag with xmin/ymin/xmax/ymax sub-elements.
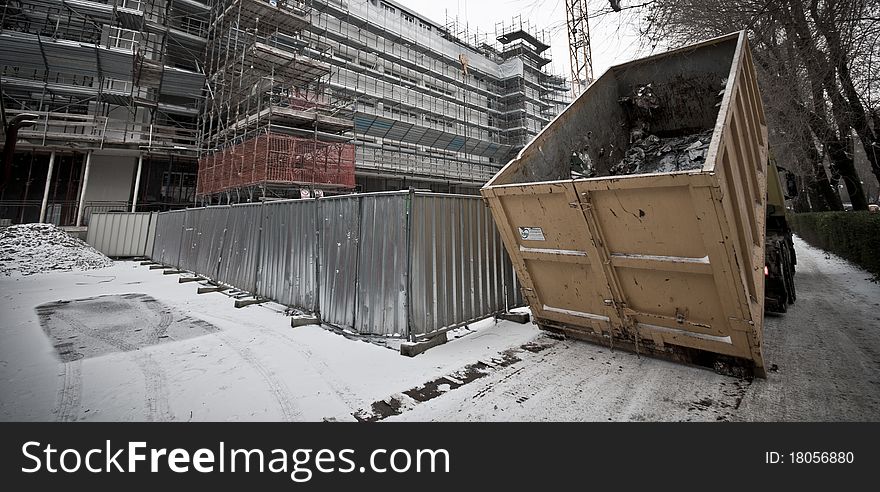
<box><xmin>401</xmin><ymin>0</ymin><xmax>652</xmax><ymax>80</ymax></box>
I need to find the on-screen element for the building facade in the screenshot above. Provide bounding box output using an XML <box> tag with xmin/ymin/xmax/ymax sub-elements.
<box><xmin>0</xmin><ymin>0</ymin><xmax>568</xmax><ymax>225</ymax></box>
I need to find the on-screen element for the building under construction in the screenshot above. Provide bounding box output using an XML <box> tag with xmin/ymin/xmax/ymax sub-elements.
<box><xmin>0</xmin><ymin>0</ymin><xmax>208</xmax><ymax>225</ymax></box>
<box><xmin>1</xmin><ymin>0</ymin><xmax>569</xmax><ymax>223</ymax></box>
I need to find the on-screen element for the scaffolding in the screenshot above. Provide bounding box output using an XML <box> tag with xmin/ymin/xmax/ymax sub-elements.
<box><xmin>196</xmin><ymin>133</ymin><xmax>354</xmax><ymax>198</ymax></box>
<box><xmin>197</xmin><ymin>0</ymin><xmax>355</xmax><ymax>201</ymax></box>
<box><xmin>2</xmin><ymin>0</ymin><xmax>571</xmax><ymax>214</ymax></box>
<box><xmin>0</xmin><ymin>1</ymin><xmax>211</xmax><ymax>225</ymax></box>
<box><xmin>301</xmin><ymin>1</ymin><xmax>570</xmax><ymax>192</ymax></box>
<box><xmin>0</xmin><ymin>0</ymin><xmax>209</xmax><ymax>155</ymax></box>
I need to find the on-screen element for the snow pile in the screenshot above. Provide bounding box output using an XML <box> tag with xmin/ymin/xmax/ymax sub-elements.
<box><xmin>0</xmin><ymin>223</ymin><xmax>113</xmax><ymax>276</ymax></box>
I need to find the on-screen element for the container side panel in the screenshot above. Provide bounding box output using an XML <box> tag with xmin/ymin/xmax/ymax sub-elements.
<box><xmin>614</xmin><ymin>40</ymin><xmax>737</xmax><ymax>136</ymax></box>
<box><xmin>590</xmin><ymin>184</ymin><xmax>707</xmax><ymax>258</ymax></box>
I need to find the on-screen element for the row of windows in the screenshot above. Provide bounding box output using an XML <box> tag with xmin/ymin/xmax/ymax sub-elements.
<box><xmin>370</xmin><ymin>0</ymin><xmax>433</xmax><ymax>31</ymax></box>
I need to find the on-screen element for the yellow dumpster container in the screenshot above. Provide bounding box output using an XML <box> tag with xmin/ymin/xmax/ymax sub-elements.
<box><xmin>481</xmin><ymin>32</ymin><xmax>769</xmax><ymax>377</ymax></box>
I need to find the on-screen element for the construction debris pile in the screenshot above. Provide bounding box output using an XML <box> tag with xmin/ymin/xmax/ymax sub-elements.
<box><xmin>0</xmin><ymin>224</ymin><xmax>113</xmax><ymax>276</ymax></box>
<box><xmin>611</xmin><ymin>129</ymin><xmax>714</xmax><ymax>175</ymax></box>
<box><xmin>571</xmin><ymin>82</ymin><xmax>721</xmax><ymax>179</ymax></box>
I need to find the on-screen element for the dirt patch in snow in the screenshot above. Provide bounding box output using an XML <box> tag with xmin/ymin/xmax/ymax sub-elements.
<box><xmin>36</xmin><ymin>293</ymin><xmax>219</xmax><ymax>362</ymax></box>
<box><xmin>353</xmin><ymin>338</ymin><xmax>555</xmax><ymax>422</ymax></box>
<box><xmin>0</xmin><ymin>223</ymin><xmax>113</xmax><ymax>276</ymax></box>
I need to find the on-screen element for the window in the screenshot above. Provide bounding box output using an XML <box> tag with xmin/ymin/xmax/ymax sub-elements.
<box><xmin>108</xmin><ymin>27</ymin><xmax>138</xmax><ymax>50</ymax></box>
<box><xmin>381</xmin><ymin>3</ymin><xmax>396</xmax><ymax>14</ymax></box>
<box><xmin>178</xmin><ymin>16</ymin><xmax>207</xmax><ymax>37</ymax></box>
<box><xmin>119</xmin><ymin>0</ymin><xmax>144</xmax><ymax>10</ymax></box>
<box><xmin>162</xmin><ymin>171</ymin><xmax>196</xmax><ymax>203</ymax></box>
<box><xmin>402</xmin><ymin>13</ymin><xmax>415</xmax><ymax>23</ymax></box>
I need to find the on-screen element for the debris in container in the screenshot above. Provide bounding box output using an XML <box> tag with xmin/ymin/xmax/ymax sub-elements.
<box><xmin>620</xmin><ymin>83</ymin><xmax>661</xmax><ymax>111</ymax></box>
<box><xmin>610</xmin><ymin>129</ymin><xmax>714</xmax><ymax>176</ymax></box>
<box><xmin>570</xmin><ymin>150</ymin><xmax>597</xmax><ymax>178</ymax></box>
<box><xmin>568</xmin><ymin>78</ymin><xmax>725</xmax><ymax>179</ymax></box>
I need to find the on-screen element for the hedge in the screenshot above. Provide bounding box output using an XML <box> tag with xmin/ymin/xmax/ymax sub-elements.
<box><xmin>788</xmin><ymin>212</ymin><xmax>880</xmax><ymax>278</ymax></box>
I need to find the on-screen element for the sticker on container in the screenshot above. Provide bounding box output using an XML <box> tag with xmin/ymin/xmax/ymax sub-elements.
<box><xmin>519</xmin><ymin>227</ymin><xmax>546</xmax><ymax>241</ymax></box>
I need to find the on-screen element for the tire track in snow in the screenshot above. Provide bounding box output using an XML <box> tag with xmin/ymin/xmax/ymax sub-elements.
<box><xmin>55</xmin><ymin>312</ymin><xmax>173</xmax><ymax>422</ymax></box>
<box><xmin>55</xmin><ymin>360</ymin><xmax>82</xmax><ymax>422</ymax></box>
<box><xmin>140</xmin><ymin>296</ymin><xmax>173</xmax><ymax>340</ymax></box>
<box><xmin>258</xmin><ymin>327</ymin><xmax>362</xmax><ymax>413</ymax></box>
<box><xmin>215</xmin><ymin>332</ymin><xmax>301</xmax><ymax>422</ymax></box>
<box><xmin>196</xmin><ymin>310</ymin><xmax>355</xmax><ymax>418</ymax></box>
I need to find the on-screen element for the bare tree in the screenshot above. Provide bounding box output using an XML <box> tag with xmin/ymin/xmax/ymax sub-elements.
<box><xmin>619</xmin><ymin>0</ymin><xmax>879</xmax><ymax>210</ymax></box>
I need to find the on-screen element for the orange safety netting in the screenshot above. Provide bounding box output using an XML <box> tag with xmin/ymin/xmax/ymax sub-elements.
<box><xmin>197</xmin><ymin>134</ymin><xmax>356</xmax><ymax>196</ymax></box>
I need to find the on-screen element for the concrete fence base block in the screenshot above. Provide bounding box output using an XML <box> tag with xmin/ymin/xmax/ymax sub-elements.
<box><xmin>163</xmin><ymin>269</ymin><xmax>185</xmax><ymax>275</ymax></box>
<box><xmin>498</xmin><ymin>312</ymin><xmax>531</xmax><ymax>324</ymax></box>
<box><xmin>291</xmin><ymin>315</ymin><xmax>320</xmax><ymax>328</ymax></box>
<box><xmin>197</xmin><ymin>286</ymin><xmax>227</xmax><ymax>294</ymax></box>
<box><xmin>140</xmin><ymin>261</ymin><xmax>157</xmax><ymax>266</ymax></box>
<box><xmin>234</xmin><ymin>298</ymin><xmax>268</xmax><ymax>309</ymax></box>
<box><xmin>400</xmin><ymin>332</ymin><xmax>448</xmax><ymax>357</ymax></box>
<box><xmin>149</xmin><ymin>265</ymin><xmax>165</xmax><ymax>270</ymax></box>
<box><xmin>178</xmin><ymin>277</ymin><xmax>202</xmax><ymax>283</ymax></box>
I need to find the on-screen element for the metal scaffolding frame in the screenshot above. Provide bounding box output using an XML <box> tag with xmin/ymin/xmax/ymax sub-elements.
<box><xmin>197</xmin><ymin>0</ymin><xmax>356</xmax><ymax>201</ymax></box>
<box><xmin>2</xmin><ymin>0</ymin><xmax>571</xmax><ymax>213</ymax></box>
<box><xmin>304</xmin><ymin>1</ymin><xmax>570</xmax><ymax>191</ymax></box>
<box><xmin>0</xmin><ymin>0</ymin><xmax>209</xmax><ymax>155</ymax></box>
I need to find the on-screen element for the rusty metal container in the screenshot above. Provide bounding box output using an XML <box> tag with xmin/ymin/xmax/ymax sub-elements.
<box><xmin>481</xmin><ymin>32</ymin><xmax>770</xmax><ymax>376</ymax></box>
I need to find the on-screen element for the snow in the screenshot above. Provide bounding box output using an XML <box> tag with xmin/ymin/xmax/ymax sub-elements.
<box><xmin>387</xmin><ymin>236</ymin><xmax>880</xmax><ymax>422</ymax></box>
<box><xmin>1</xmin><ymin>234</ymin><xmax>877</xmax><ymax>422</ymax></box>
<box><xmin>0</xmin><ymin>261</ymin><xmax>538</xmax><ymax>422</ymax></box>
<box><xmin>519</xmin><ymin>246</ymin><xmax>587</xmax><ymax>257</ymax></box>
<box><xmin>0</xmin><ymin>223</ymin><xmax>113</xmax><ymax>277</ymax></box>
<box><xmin>610</xmin><ymin>253</ymin><xmax>711</xmax><ymax>264</ymax></box>
<box><xmin>542</xmin><ymin>305</ymin><xmax>610</xmax><ymax>322</ymax></box>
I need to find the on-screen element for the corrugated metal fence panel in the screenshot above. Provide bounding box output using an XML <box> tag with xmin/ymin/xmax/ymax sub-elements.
<box><xmin>504</xmin><ymin>254</ymin><xmax>525</xmax><ymax>308</ymax></box>
<box><xmin>219</xmin><ymin>203</ymin><xmax>263</xmax><ymax>293</ymax></box>
<box><xmin>86</xmin><ymin>212</ymin><xmax>156</xmax><ymax>257</ymax></box>
<box><xmin>355</xmin><ymin>194</ymin><xmax>408</xmax><ymax>336</ymax></box>
<box><xmin>178</xmin><ymin>208</ymin><xmax>203</xmax><ymax>273</ymax></box>
<box><xmin>151</xmin><ymin>210</ymin><xmax>185</xmax><ymax>267</ymax></box>
<box><xmin>409</xmin><ymin>194</ymin><xmax>515</xmax><ymax>337</ymax></box>
<box><xmin>144</xmin><ymin>192</ymin><xmax>524</xmax><ymax>339</ymax></box>
<box><xmin>194</xmin><ymin>206</ymin><xmax>230</xmax><ymax>280</ymax></box>
<box><xmin>145</xmin><ymin>213</ymin><xmax>157</xmax><ymax>259</ymax></box>
<box><xmin>257</xmin><ymin>200</ymin><xmax>318</xmax><ymax>311</ymax></box>
<box><xmin>319</xmin><ymin>196</ymin><xmax>360</xmax><ymax>329</ymax></box>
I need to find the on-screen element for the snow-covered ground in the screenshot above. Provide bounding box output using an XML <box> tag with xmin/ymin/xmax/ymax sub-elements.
<box><xmin>0</xmin><ymin>262</ymin><xmax>536</xmax><ymax>421</ymax></box>
<box><xmin>1</xmin><ymin>236</ymin><xmax>878</xmax><ymax>422</ymax></box>
<box><xmin>389</xmin><ymin>237</ymin><xmax>880</xmax><ymax>422</ymax></box>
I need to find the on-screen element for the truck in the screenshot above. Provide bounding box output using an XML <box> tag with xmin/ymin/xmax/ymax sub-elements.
<box><xmin>764</xmin><ymin>162</ymin><xmax>798</xmax><ymax>313</ymax></box>
<box><xmin>481</xmin><ymin>32</ymin><xmax>795</xmax><ymax>377</ymax></box>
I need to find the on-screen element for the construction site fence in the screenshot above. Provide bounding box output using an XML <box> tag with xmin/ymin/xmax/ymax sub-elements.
<box><xmin>86</xmin><ymin>212</ymin><xmax>158</xmax><ymax>258</ymax></box>
<box><xmin>149</xmin><ymin>191</ymin><xmax>524</xmax><ymax>339</ymax></box>
<box><xmin>197</xmin><ymin>134</ymin><xmax>356</xmax><ymax>196</ymax></box>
